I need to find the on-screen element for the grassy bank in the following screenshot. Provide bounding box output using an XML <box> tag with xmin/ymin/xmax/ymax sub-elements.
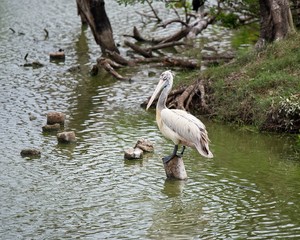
<box><xmin>201</xmin><ymin>32</ymin><xmax>300</xmax><ymax>133</ymax></box>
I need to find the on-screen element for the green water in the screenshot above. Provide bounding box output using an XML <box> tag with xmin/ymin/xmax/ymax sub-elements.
<box><xmin>0</xmin><ymin>0</ymin><xmax>299</xmax><ymax>239</ymax></box>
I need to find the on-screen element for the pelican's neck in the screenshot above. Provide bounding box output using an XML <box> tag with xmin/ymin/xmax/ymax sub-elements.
<box><xmin>156</xmin><ymin>84</ymin><xmax>171</xmax><ymax>112</ymax></box>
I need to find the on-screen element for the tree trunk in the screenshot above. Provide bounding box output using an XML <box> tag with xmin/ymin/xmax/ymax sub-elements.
<box><xmin>257</xmin><ymin>0</ymin><xmax>292</xmax><ymax>47</ymax></box>
<box><xmin>76</xmin><ymin>0</ymin><xmax>119</xmax><ymax>54</ymax></box>
<box><xmin>291</xmin><ymin>0</ymin><xmax>300</xmax><ymax>27</ymax></box>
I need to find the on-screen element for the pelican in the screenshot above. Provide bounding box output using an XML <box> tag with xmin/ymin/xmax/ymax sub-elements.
<box><xmin>146</xmin><ymin>70</ymin><xmax>213</xmax><ymax>163</ymax></box>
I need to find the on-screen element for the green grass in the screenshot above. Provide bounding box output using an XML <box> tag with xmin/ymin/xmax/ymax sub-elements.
<box><xmin>231</xmin><ymin>24</ymin><xmax>259</xmax><ymax>50</ymax></box>
<box><xmin>200</xmin><ymin>32</ymin><xmax>300</xmax><ymax>133</ymax></box>
<box><xmin>173</xmin><ymin>69</ymin><xmax>199</xmax><ymax>87</ymax></box>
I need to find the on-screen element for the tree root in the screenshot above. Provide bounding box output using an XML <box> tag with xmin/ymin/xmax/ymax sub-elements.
<box><xmin>197</xmin><ymin>79</ymin><xmax>209</xmax><ymax>112</ymax></box>
<box><xmin>143</xmin><ymin>79</ymin><xmax>210</xmax><ymax>114</ymax></box>
<box><xmin>176</xmin><ymin>84</ymin><xmax>196</xmax><ymax>110</ymax></box>
<box><xmin>95</xmin><ymin>57</ymin><xmax>131</xmax><ymax>81</ymax></box>
<box><xmin>172</xmin><ymin>81</ymin><xmax>210</xmax><ymax>113</ymax></box>
<box><xmin>105</xmin><ymin>50</ymin><xmax>134</xmax><ymax>66</ymax></box>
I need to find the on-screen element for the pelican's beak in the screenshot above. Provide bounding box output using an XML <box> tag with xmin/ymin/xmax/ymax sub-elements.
<box><xmin>146</xmin><ymin>78</ymin><xmax>165</xmax><ymax>110</ymax></box>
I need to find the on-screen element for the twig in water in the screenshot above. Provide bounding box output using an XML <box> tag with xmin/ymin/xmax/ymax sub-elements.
<box><xmin>24</xmin><ymin>53</ymin><xmax>29</xmax><ymax>61</ymax></box>
<box><xmin>9</xmin><ymin>28</ymin><xmax>16</xmax><ymax>33</ymax></box>
<box><xmin>44</xmin><ymin>28</ymin><xmax>49</xmax><ymax>39</ymax></box>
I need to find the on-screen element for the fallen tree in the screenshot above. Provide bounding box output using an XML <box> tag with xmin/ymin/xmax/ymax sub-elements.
<box><xmin>76</xmin><ymin>0</ymin><xmax>226</xmax><ymax>80</ymax></box>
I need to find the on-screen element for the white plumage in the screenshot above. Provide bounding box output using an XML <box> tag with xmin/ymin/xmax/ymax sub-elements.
<box><xmin>146</xmin><ymin>70</ymin><xmax>213</xmax><ymax>162</ymax></box>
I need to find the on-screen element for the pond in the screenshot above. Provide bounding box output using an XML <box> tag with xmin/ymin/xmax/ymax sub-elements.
<box><xmin>0</xmin><ymin>0</ymin><xmax>300</xmax><ymax>239</ymax></box>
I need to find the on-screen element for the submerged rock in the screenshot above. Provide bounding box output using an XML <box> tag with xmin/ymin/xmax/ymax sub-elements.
<box><xmin>67</xmin><ymin>65</ymin><xmax>81</xmax><ymax>73</ymax></box>
<box><xmin>57</xmin><ymin>131</ymin><xmax>76</xmax><ymax>143</ymax></box>
<box><xmin>42</xmin><ymin>123</ymin><xmax>61</xmax><ymax>132</ymax></box>
<box><xmin>20</xmin><ymin>148</ymin><xmax>41</xmax><ymax>158</ymax></box>
<box><xmin>29</xmin><ymin>113</ymin><xmax>37</xmax><ymax>121</ymax></box>
<box><xmin>22</xmin><ymin>61</ymin><xmax>44</xmax><ymax>68</ymax></box>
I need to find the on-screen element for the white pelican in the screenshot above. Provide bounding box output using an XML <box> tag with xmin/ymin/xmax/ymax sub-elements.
<box><xmin>146</xmin><ymin>70</ymin><xmax>213</xmax><ymax>163</ymax></box>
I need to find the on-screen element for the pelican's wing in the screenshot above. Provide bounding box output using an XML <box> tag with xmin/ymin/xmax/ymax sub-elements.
<box><xmin>161</xmin><ymin>109</ymin><xmax>207</xmax><ymax>142</ymax></box>
<box><xmin>161</xmin><ymin>109</ymin><xmax>213</xmax><ymax>158</ymax></box>
<box><xmin>171</xmin><ymin>109</ymin><xmax>207</xmax><ymax>132</ymax></box>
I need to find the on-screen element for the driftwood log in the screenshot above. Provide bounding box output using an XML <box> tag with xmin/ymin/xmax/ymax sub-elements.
<box><xmin>123</xmin><ymin>26</ymin><xmax>152</xmax><ymax>42</ymax></box>
<box><xmin>106</xmin><ymin>50</ymin><xmax>133</xmax><ymax>66</ymax></box>
<box><xmin>125</xmin><ymin>40</ymin><xmax>153</xmax><ymax>58</ymax></box>
<box><xmin>146</xmin><ymin>41</ymin><xmax>187</xmax><ymax>51</ymax></box>
<box><xmin>125</xmin><ymin>40</ymin><xmax>188</xmax><ymax>58</ymax></box>
<box><xmin>132</xmin><ymin>57</ymin><xmax>200</xmax><ymax>69</ymax></box>
<box><xmin>202</xmin><ymin>54</ymin><xmax>234</xmax><ymax>66</ymax></box>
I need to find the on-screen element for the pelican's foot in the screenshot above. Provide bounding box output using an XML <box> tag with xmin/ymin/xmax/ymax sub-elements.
<box><xmin>162</xmin><ymin>154</ymin><xmax>181</xmax><ymax>164</ymax></box>
<box><xmin>162</xmin><ymin>145</ymin><xmax>181</xmax><ymax>163</ymax></box>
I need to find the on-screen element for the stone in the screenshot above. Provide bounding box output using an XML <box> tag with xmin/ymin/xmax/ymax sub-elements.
<box><xmin>42</xmin><ymin>123</ymin><xmax>61</xmax><ymax>132</ymax></box>
<box><xmin>124</xmin><ymin>147</ymin><xmax>143</xmax><ymax>160</ymax></box>
<box><xmin>47</xmin><ymin>112</ymin><xmax>65</xmax><ymax>125</ymax></box>
<box><xmin>49</xmin><ymin>51</ymin><xmax>65</xmax><ymax>60</ymax></box>
<box><xmin>134</xmin><ymin>138</ymin><xmax>154</xmax><ymax>152</ymax></box>
<box><xmin>20</xmin><ymin>148</ymin><xmax>41</xmax><ymax>158</ymax></box>
<box><xmin>57</xmin><ymin>131</ymin><xmax>76</xmax><ymax>143</ymax></box>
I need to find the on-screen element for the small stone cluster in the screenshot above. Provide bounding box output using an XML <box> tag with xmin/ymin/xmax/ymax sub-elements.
<box><xmin>43</xmin><ymin>112</ymin><xmax>76</xmax><ymax>143</ymax></box>
<box><xmin>124</xmin><ymin>138</ymin><xmax>154</xmax><ymax>160</ymax></box>
<box><xmin>20</xmin><ymin>111</ymin><xmax>76</xmax><ymax>158</ymax></box>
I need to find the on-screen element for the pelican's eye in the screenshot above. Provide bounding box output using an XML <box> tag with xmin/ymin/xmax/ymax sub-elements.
<box><xmin>161</xmin><ymin>72</ymin><xmax>171</xmax><ymax>81</ymax></box>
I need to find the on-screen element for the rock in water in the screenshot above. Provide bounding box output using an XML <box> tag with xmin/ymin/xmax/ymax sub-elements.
<box><xmin>47</xmin><ymin>112</ymin><xmax>65</xmax><ymax>125</ymax></box>
<box><xmin>135</xmin><ymin>138</ymin><xmax>154</xmax><ymax>152</ymax></box>
<box><xmin>42</xmin><ymin>123</ymin><xmax>61</xmax><ymax>132</ymax></box>
<box><xmin>124</xmin><ymin>147</ymin><xmax>143</xmax><ymax>160</ymax></box>
<box><xmin>57</xmin><ymin>131</ymin><xmax>76</xmax><ymax>143</ymax></box>
<box><xmin>49</xmin><ymin>51</ymin><xmax>65</xmax><ymax>61</ymax></box>
<box><xmin>20</xmin><ymin>148</ymin><xmax>41</xmax><ymax>158</ymax></box>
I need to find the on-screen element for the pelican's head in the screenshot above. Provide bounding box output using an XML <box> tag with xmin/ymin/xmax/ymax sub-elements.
<box><xmin>146</xmin><ymin>70</ymin><xmax>174</xmax><ymax>110</ymax></box>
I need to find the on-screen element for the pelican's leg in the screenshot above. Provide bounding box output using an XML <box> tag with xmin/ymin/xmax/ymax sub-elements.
<box><xmin>175</xmin><ymin>146</ymin><xmax>186</xmax><ymax>158</ymax></box>
<box><xmin>180</xmin><ymin>146</ymin><xmax>186</xmax><ymax>156</ymax></box>
<box><xmin>162</xmin><ymin>145</ymin><xmax>178</xmax><ymax>163</ymax></box>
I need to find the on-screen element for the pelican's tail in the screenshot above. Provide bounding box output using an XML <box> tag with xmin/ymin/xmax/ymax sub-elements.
<box><xmin>195</xmin><ymin>132</ymin><xmax>213</xmax><ymax>158</ymax></box>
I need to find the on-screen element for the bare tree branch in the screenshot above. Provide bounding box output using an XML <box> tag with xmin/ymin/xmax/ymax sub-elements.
<box><xmin>97</xmin><ymin>57</ymin><xmax>130</xmax><ymax>81</ymax></box>
<box><xmin>124</xmin><ymin>40</ymin><xmax>152</xmax><ymax>58</ymax></box>
<box><xmin>158</xmin><ymin>18</ymin><xmax>189</xmax><ymax>28</ymax></box>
